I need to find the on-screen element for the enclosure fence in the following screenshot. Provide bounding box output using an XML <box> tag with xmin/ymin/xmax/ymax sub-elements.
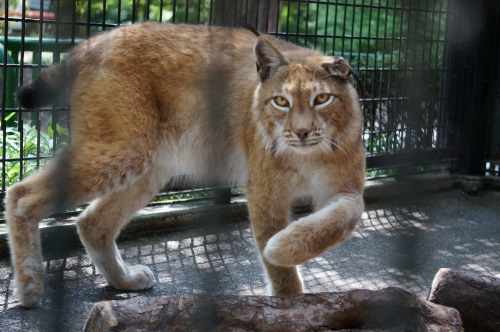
<box><xmin>1</xmin><ymin>0</ymin><xmax>499</xmax><ymax>215</ymax></box>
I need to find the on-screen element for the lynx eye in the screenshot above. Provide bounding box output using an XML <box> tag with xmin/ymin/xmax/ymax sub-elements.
<box><xmin>314</xmin><ymin>93</ymin><xmax>333</xmax><ymax>106</ymax></box>
<box><xmin>271</xmin><ymin>96</ymin><xmax>290</xmax><ymax>110</ymax></box>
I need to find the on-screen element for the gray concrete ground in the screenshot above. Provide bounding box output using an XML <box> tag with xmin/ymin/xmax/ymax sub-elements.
<box><xmin>0</xmin><ymin>188</ymin><xmax>499</xmax><ymax>331</ymax></box>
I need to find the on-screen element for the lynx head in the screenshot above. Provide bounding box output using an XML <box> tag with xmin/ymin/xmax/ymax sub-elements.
<box><xmin>252</xmin><ymin>37</ymin><xmax>362</xmax><ymax>156</ymax></box>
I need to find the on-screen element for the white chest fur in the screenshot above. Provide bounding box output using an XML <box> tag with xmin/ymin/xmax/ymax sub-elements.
<box><xmin>156</xmin><ymin>129</ymin><xmax>248</xmax><ymax>187</ymax></box>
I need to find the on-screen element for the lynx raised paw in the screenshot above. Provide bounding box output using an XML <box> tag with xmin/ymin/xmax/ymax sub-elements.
<box><xmin>14</xmin><ymin>264</ymin><xmax>45</xmax><ymax>308</ymax></box>
<box><xmin>263</xmin><ymin>226</ymin><xmax>315</xmax><ymax>266</ymax></box>
<box><xmin>108</xmin><ymin>264</ymin><xmax>156</xmax><ymax>291</ymax></box>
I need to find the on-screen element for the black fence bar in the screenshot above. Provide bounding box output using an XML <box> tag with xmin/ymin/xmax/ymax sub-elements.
<box><xmin>448</xmin><ymin>0</ymin><xmax>500</xmax><ymax>175</ymax></box>
<box><xmin>366</xmin><ymin>149</ymin><xmax>455</xmax><ymax>170</ymax></box>
<box><xmin>483</xmin><ymin>2</ymin><xmax>500</xmax><ymax>167</ymax></box>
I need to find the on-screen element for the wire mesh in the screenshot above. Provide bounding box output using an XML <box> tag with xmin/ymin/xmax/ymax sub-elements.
<box><xmin>0</xmin><ymin>0</ymin><xmax>455</xmax><ymax>208</ymax></box>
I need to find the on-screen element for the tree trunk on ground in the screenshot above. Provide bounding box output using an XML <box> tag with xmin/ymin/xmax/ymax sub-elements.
<box><xmin>428</xmin><ymin>268</ymin><xmax>500</xmax><ymax>332</ymax></box>
<box><xmin>84</xmin><ymin>287</ymin><xmax>462</xmax><ymax>332</ymax></box>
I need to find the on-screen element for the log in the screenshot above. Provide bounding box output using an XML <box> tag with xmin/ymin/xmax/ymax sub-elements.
<box><xmin>428</xmin><ymin>268</ymin><xmax>500</xmax><ymax>332</ymax></box>
<box><xmin>84</xmin><ymin>287</ymin><xmax>462</xmax><ymax>332</ymax></box>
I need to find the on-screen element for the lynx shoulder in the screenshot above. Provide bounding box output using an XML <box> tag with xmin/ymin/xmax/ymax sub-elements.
<box><xmin>6</xmin><ymin>22</ymin><xmax>365</xmax><ymax>307</ymax></box>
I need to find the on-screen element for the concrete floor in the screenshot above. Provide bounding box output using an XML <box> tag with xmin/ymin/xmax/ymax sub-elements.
<box><xmin>0</xmin><ymin>188</ymin><xmax>499</xmax><ymax>331</ymax></box>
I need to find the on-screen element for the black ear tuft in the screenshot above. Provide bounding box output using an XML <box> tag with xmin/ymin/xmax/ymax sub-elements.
<box><xmin>322</xmin><ymin>57</ymin><xmax>365</xmax><ymax>97</ymax></box>
<box><xmin>254</xmin><ymin>37</ymin><xmax>287</xmax><ymax>81</ymax></box>
<box><xmin>322</xmin><ymin>57</ymin><xmax>352</xmax><ymax>79</ymax></box>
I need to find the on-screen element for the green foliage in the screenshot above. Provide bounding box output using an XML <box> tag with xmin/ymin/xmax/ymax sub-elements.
<box><xmin>152</xmin><ymin>187</ymin><xmax>245</xmax><ymax>203</ymax></box>
<box><xmin>355</xmin><ymin>46</ymin><xmax>445</xmax><ymax>178</ymax></box>
<box><xmin>56</xmin><ymin>0</ymin><xmax>212</xmax><ymax>29</ymax></box>
<box><xmin>280</xmin><ymin>0</ymin><xmax>405</xmax><ymax>53</ymax></box>
<box><xmin>50</xmin><ymin>0</ymin><xmax>214</xmax><ymax>38</ymax></box>
<box><xmin>0</xmin><ymin>117</ymin><xmax>69</xmax><ymax>188</ymax></box>
<box><xmin>153</xmin><ymin>190</ymin><xmax>213</xmax><ymax>202</ymax></box>
<box><xmin>366</xmin><ymin>168</ymin><xmax>394</xmax><ymax>178</ymax></box>
<box><xmin>47</xmin><ymin>117</ymin><xmax>70</xmax><ymax>149</ymax></box>
<box><xmin>280</xmin><ymin>0</ymin><xmax>447</xmax><ymax>55</ymax></box>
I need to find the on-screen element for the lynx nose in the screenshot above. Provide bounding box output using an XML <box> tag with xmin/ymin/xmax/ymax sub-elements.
<box><xmin>295</xmin><ymin>128</ymin><xmax>311</xmax><ymax>140</ymax></box>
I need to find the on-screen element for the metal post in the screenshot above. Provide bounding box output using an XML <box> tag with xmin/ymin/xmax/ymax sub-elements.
<box><xmin>211</xmin><ymin>0</ymin><xmax>279</xmax><ymax>32</ymax></box>
<box><xmin>450</xmin><ymin>0</ymin><xmax>500</xmax><ymax>175</ymax></box>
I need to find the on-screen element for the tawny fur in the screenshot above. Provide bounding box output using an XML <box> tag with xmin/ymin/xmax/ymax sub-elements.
<box><xmin>5</xmin><ymin>23</ymin><xmax>365</xmax><ymax>307</ymax></box>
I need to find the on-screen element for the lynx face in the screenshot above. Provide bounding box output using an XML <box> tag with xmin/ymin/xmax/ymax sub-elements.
<box><xmin>262</xmin><ymin>70</ymin><xmax>339</xmax><ymax>155</ymax></box>
<box><xmin>252</xmin><ymin>38</ymin><xmax>356</xmax><ymax>157</ymax></box>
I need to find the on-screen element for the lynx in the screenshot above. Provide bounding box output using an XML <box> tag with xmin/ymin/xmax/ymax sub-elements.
<box><xmin>5</xmin><ymin>23</ymin><xmax>365</xmax><ymax>307</ymax></box>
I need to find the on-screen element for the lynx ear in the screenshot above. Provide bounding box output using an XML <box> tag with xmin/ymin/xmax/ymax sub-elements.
<box><xmin>254</xmin><ymin>37</ymin><xmax>287</xmax><ymax>81</ymax></box>
<box><xmin>322</xmin><ymin>57</ymin><xmax>352</xmax><ymax>79</ymax></box>
<box><xmin>322</xmin><ymin>57</ymin><xmax>365</xmax><ymax>97</ymax></box>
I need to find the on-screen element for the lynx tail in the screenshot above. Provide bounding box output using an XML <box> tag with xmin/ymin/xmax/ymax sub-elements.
<box><xmin>16</xmin><ymin>61</ymin><xmax>71</xmax><ymax>108</ymax></box>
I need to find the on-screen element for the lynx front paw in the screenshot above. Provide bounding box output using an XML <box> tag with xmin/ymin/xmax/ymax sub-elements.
<box><xmin>110</xmin><ymin>264</ymin><xmax>155</xmax><ymax>291</ymax></box>
<box><xmin>270</xmin><ymin>279</ymin><xmax>304</xmax><ymax>297</ymax></box>
<box><xmin>264</xmin><ymin>226</ymin><xmax>314</xmax><ymax>266</ymax></box>
<box><xmin>14</xmin><ymin>263</ymin><xmax>45</xmax><ymax>308</ymax></box>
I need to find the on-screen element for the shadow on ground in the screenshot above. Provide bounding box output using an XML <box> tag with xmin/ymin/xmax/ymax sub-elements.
<box><xmin>0</xmin><ymin>189</ymin><xmax>499</xmax><ymax>331</ymax></box>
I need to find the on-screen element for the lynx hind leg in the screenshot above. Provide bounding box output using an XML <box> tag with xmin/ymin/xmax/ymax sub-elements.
<box><xmin>76</xmin><ymin>164</ymin><xmax>168</xmax><ymax>291</ymax></box>
<box><xmin>5</xmin><ymin>141</ymin><xmax>157</xmax><ymax>307</ymax></box>
<box><xmin>5</xmin><ymin>172</ymin><xmax>54</xmax><ymax>308</ymax></box>
<box><xmin>4</xmin><ymin>150</ymin><xmax>105</xmax><ymax>307</ymax></box>
<box><xmin>264</xmin><ymin>194</ymin><xmax>364</xmax><ymax>266</ymax></box>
